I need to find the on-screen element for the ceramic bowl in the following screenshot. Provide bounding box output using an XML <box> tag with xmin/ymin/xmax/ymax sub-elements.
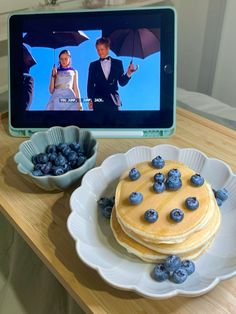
<box><xmin>14</xmin><ymin>126</ymin><xmax>98</xmax><ymax>191</ymax></box>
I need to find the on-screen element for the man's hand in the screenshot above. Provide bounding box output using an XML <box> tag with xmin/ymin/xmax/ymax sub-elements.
<box><xmin>127</xmin><ymin>61</ymin><xmax>139</xmax><ymax>76</ymax></box>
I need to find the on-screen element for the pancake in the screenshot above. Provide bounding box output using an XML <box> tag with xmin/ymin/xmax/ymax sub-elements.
<box><xmin>115</xmin><ymin>161</ymin><xmax>215</xmax><ymax>243</ymax></box>
<box><xmin>113</xmin><ymin>195</ymin><xmax>220</xmax><ymax>255</ymax></box>
<box><xmin>110</xmin><ymin>159</ymin><xmax>221</xmax><ymax>262</ymax></box>
<box><xmin>117</xmin><ymin>185</ymin><xmax>220</xmax><ymax>253</ymax></box>
<box><xmin>111</xmin><ymin>208</ymin><xmax>216</xmax><ymax>262</ymax></box>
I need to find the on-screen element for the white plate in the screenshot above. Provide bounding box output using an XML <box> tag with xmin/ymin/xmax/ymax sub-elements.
<box><xmin>67</xmin><ymin>144</ymin><xmax>236</xmax><ymax>299</ymax></box>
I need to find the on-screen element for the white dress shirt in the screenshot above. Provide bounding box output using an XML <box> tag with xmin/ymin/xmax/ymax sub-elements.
<box><xmin>100</xmin><ymin>57</ymin><xmax>111</xmax><ymax>80</ymax></box>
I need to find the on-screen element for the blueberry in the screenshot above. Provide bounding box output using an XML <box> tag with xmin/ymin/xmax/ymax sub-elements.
<box><xmin>110</xmin><ymin>197</ymin><xmax>115</xmax><ymax>207</ymax></box>
<box><xmin>52</xmin><ymin>166</ymin><xmax>64</xmax><ymax>176</ymax></box>
<box><xmin>77</xmin><ymin>155</ymin><xmax>86</xmax><ymax>167</ymax></box>
<box><xmin>36</xmin><ymin>153</ymin><xmax>48</xmax><ymax>164</ymax></box>
<box><xmin>98</xmin><ymin>197</ymin><xmax>115</xmax><ymax>209</ymax></box>
<box><xmin>57</xmin><ymin>143</ymin><xmax>69</xmax><ymax>152</ymax></box>
<box><xmin>34</xmin><ymin>163</ymin><xmax>44</xmax><ymax>171</ymax></box>
<box><xmin>78</xmin><ymin>149</ymin><xmax>85</xmax><ymax>156</ymax></box>
<box><xmin>215</xmin><ymin>188</ymin><xmax>229</xmax><ymax>202</ymax></box>
<box><xmin>46</xmin><ymin>144</ymin><xmax>57</xmax><ymax>154</ymax></box>
<box><xmin>164</xmin><ymin>255</ymin><xmax>182</xmax><ymax>272</ymax></box>
<box><xmin>98</xmin><ymin>197</ymin><xmax>115</xmax><ymax>218</ymax></box>
<box><xmin>69</xmin><ymin>158</ymin><xmax>79</xmax><ymax>169</ymax></box>
<box><xmin>181</xmin><ymin>260</ymin><xmax>195</xmax><ymax>275</ymax></box>
<box><xmin>67</xmin><ymin>151</ymin><xmax>78</xmax><ymax>162</ymax></box>
<box><xmin>129</xmin><ymin>192</ymin><xmax>143</xmax><ymax>205</ymax></box>
<box><xmin>153</xmin><ymin>182</ymin><xmax>166</xmax><ymax>193</ymax></box>
<box><xmin>110</xmin><ymin>196</ymin><xmax>115</xmax><ymax>206</ymax></box>
<box><xmin>98</xmin><ymin>197</ymin><xmax>110</xmax><ymax>208</ymax></box>
<box><xmin>40</xmin><ymin>162</ymin><xmax>52</xmax><ymax>174</ymax></box>
<box><xmin>154</xmin><ymin>172</ymin><xmax>165</xmax><ymax>183</ymax></box>
<box><xmin>31</xmin><ymin>141</ymin><xmax>88</xmax><ymax>177</ymax></box>
<box><xmin>32</xmin><ymin>169</ymin><xmax>43</xmax><ymax>176</ymax></box>
<box><xmin>153</xmin><ymin>264</ymin><xmax>169</xmax><ymax>282</ymax></box>
<box><xmin>151</xmin><ymin>156</ymin><xmax>165</xmax><ymax>169</ymax></box>
<box><xmin>144</xmin><ymin>209</ymin><xmax>158</xmax><ymax>223</ymax></box>
<box><xmin>165</xmin><ymin>177</ymin><xmax>182</xmax><ymax>191</ymax></box>
<box><xmin>61</xmin><ymin>163</ymin><xmax>71</xmax><ymax>173</ymax></box>
<box><xmin>62</xmin><ymin>146</ymin><xmax>72</xmax><ymax>157</ymax></box>
<box><xmin>190</xmin><ymin>174</ymin><xmax>204</xmax><ymax>186</ymax></box>
<box><xmin>31</xmin><ymin>155</ymin><xmax>38</xmax><ymax>165</ymax></box>
<box><xmin>48</xmin><ymin>152</ymin><xmax>58</xmax><ymax>162</ymax></box>
<box><xmin>101</xmin><ymin>205</ymin><xmax>113</xmax><ymax>219</ymax></box>
<box><xmin>54</xmin><ymin>154</ymin><xmax>67</xmax><ymax>166</ymax></box>
<box><xmin>70</xmin><ymin>142</ymin><xmax>81</xmax><ymax>152</ymax></box>
<box><xmin>171</xmin><ymin>267</ymin><xmax>188</xmax><ymax>284</ymax></box>
<box><xmin>216</xmin><ymin>197</ymin><xmax>223</xmax><ymax>207</ymax></box>
<box><xmin>129</xmin><ymin>168</ymin><xmax>141</xmax><ymax>181</ymax></box>
<box><xmin>168</xmin><ymin>168</ymin><xmax>181</xmax><ymax>179</ymax></box>
<box><xmin>170</xmin><ymin>208</ymin><xmax>184</xmax><ymax>222</ymax></box>
<box><xmin>185</xmin><ymin>197</ymin><xmax>199</xmax><ymax>210</ymax></box>
<box><xmin>77</xmin><ymin>151</ymin><xmax>85</xmax><ymax>157</ymax></box>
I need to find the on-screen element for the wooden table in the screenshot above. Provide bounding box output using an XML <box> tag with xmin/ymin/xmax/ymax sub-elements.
<box><xmin>0</xmin><ymin>108</ymin><xmax>236</xmax><ymax>314</ymax></box>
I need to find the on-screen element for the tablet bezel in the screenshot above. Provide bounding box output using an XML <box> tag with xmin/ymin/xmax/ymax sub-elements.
<box><xmin>8</xmin><ymin>6</ymin><xmax>176</xmax><ymax>137</ymax></box>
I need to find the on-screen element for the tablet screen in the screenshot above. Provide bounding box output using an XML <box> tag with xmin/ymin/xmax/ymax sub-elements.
<box><xmin>9</xmin><ymin>7</ymin><xmax>176</xmax><ymax>133</ymax></box>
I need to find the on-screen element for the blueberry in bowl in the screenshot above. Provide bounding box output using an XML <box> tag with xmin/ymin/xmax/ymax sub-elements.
<box><xmin>14</xmin><ymin>126</ymin><xmax>98</xmax><ymax>191</ymax></box>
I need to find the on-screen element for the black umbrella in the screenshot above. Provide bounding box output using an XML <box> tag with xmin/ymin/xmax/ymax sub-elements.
<box><xmin>103</xmin><ymin>28</ymin><xmax>160</xmax><ymax>60</ymax></box>
<box><xmin>23</xmin><ymin>31</ymin><xmax>89</xmax><ymax>63</ymax></box>
<box><xmin>23</xmin><ymin>44</ymin><xmax>37</xmax><ymax>72</ymax></box>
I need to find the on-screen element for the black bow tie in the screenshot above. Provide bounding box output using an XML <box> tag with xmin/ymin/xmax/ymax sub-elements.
<box><xmin>100</xmin><ymin>56</ymin><xmax>110</xmax><ymax>61</ymax></box>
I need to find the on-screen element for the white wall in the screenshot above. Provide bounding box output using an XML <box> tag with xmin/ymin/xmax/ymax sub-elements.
<box><xmin>172</xmin><ymin>0</ymin><xmax>227</xmax><ymax>98</ymax></box>
<box><xmin>173</xmin><ymin>0</ymin><xmax>210</xmax><ymax>92</ymax></box>
<box><xmin>0</xmin><ymin>0</ymin><xmax>38</xmax><ymax>12</ymax></box>
<box><xmin>212</xmin><ymin>0</ymin><xmax>236</xmax><ymax>108</ymax></box>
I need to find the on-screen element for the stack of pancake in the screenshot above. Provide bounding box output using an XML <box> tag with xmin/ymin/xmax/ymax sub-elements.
<box><xmin>111</xmin><ymin>160</ymin><xmax>221</xmax><ymax>262</ymax></box>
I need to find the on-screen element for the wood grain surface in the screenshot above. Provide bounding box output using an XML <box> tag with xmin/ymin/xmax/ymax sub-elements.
<box><xmin>0</xmin><ymin>108</ymin><xmax>236</xmax><ymax>314</ymax></box>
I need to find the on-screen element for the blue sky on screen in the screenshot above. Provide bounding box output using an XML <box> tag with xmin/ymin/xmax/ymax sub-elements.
<box><xmin>25</xmin><ymin>30</ymin><xmax>160</xmax><ymax>111</ymax></box>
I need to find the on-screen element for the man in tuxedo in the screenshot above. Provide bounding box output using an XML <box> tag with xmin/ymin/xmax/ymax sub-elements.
<box><xmin>87</xmin><ymin>37</ymin><xmax>137</xmax><ymax>112</ymax></box>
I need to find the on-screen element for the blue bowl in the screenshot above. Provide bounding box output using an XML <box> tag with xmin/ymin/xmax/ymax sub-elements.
<box><xmin>14</xmin><ymin>126</ymin><xmax>98</xmax><ymax>191</ymax></box>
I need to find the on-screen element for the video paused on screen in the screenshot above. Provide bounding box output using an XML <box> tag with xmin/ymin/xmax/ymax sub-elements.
<box><xmin>22</xmin><ymin>28</ymin><xmax>160</xmax><ymax>111</ymax></box>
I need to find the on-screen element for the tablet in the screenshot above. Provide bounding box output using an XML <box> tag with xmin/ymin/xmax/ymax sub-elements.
<box><xmin>8</xmin><ymin>6</ymin><xmax>176</xmax><ymax>138</ymax></box>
